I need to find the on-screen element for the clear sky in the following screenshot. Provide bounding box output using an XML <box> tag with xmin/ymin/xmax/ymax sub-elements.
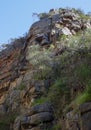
<box><xmin>0</xmin><ymin>0</ymin><xmax>91</xmax><ymax>44</ymax></box>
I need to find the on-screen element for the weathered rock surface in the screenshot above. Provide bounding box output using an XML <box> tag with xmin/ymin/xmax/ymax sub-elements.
<box><xmin>62</xmin><ymin>102</ymin><xmax>91</xmax><ymax>130</ymax></box>
<box><xmin>0</xmin><ymin>8</ymin><xmax>91</xmax><ymax>130</ymax></box>
<box><xmin>27</xmin><ymin>8</ymin><xmax>91</xmax><ymax>47</ymax></box>
<box><xmin>14</xmin><ymin>103</ymin><xmax>54</xmax><ymax>130</ymax></box>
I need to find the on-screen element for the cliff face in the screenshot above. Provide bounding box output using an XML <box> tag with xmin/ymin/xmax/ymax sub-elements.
<box><xmin>0</xmin><ymin>8</ymin><xmax>91</xmax><ymax>130</ymax></box>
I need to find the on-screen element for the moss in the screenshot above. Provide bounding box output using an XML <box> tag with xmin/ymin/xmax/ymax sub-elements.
<box><xmin>32</xmin><ymin>97</ymin><xmax>48</xmax><ymax>106</ymax></box>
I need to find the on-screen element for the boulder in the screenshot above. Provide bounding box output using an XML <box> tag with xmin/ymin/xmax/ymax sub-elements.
<box><xmin>26</xmin><ymin>102</ymin><xmax>53</xmax><ymax>116</ymax></box>
<box><xmin>81</xmin><ymin>111</ymin><xmax>91</xmax><ymax>130</ymax></box>
<box><xmin>79</xmin><ymin>102</ymin><xmax>91</xmax><ymax>115</ymax></box>
<box><xmin>61</xmin><ymin>27</ymin><xmax>72</xmax><ymax>35</ymax></box>
<box><xmin>79</xmin><ymin>102</ymin><xmax>91</xmax><ymax>130</ymax></box>
<box><xmin>29</xmin><ymin>112</ymin><xmax>54</xmax><ymax>125</ymax></box>
<box><xmin>71</xmin><ymin>22</ymin><xmax>81</xmax><ymax>31</ymax></box>
<box><xmin>14</xmin><ymin>103</ymin><xmax>54</xmax><ymax>130</ymax></box>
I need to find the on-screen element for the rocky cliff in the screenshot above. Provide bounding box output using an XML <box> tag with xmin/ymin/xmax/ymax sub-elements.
<box><xmin>0</xmin><ymin>8</ymin><xmax>91</xmax><ymax>130</ymax></box>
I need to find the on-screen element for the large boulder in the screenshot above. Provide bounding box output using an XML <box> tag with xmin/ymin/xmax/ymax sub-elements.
<box><xmin>29</xmin><ymin>112</ymin><xmax>54</xmax><ymax>125</ymax></box>
<box><xmin>60</xmin><ymin>27</ymin><xmax>72</xmax><ymax>35</ymax></box>
<box><xmin>26</xmin><ymin>102</ymin><xmax>53</xmax><ymax>116</ymax></box>
<box><xmin>14</xmin><ymin>103</ymin><xmax>55</xmax><ymax>130</ymax></box>
<box><xmin>79</xmin><ymin>102</ymin><xmax>91</xmax><ymax>130</ymax></box>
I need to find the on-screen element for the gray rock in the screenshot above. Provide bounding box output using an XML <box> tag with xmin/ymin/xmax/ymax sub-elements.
<box><xmin>61</xmin><ymin>27</ymin><xmax>72</xmax><ymax>35</ymax></box>
<box><xmin>30</xmin><ymin>112</ymin><xmax>54</xmax><ymax>125</ymax></box>
<box><xmin>20</xmin><ymin>112</ymin><xmax>54</xmax><ymax>127</ymax></box>
<box><xmin>79</xmin><ymin>102</ymin><xmax>91</xmax><ymax>115</ymax></box>
<box><xmin>81</xmin><ymin>111</ymin><xmax>91</xmax><ymax>130</ymax></box>
<box><xmin>26</xmin><ymin>102</ymin><xmax>53</xmax><ymax>116</ymax></box>
<box><xmin>71</xmin><ymin>22</ymin><xmax>81</xmax><ymax>31</ymax></box>
<box><xmin>41</xmin><ymin>39</ymin><xmax>50</xmax><ymax>46</ymax></box>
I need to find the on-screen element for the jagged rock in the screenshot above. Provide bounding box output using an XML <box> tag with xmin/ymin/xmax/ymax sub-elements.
<box><xmin>71</xmin><ymin>22</ymin><xmax>81</xmax><ymax>31</ymax></box>
<box><xmin>62</xmin><ymin>103</ymin><xmax>91</xmax><ymax>130</ymax></box>
<box><xmin>27</xmin><ymin>8</ymin><xmax>91</xmax><ymax>50</ymax></box>
<box><xmin>14</xmin><ymin>103</ymin><xmax>54</xmax><ymax>130</ymax></box>
<box><xmin>62</xmin><ymin>17</ymin><xmax>72</xmax><ymax>23</ymax></box>
<box><xmin>62</xmin><ymin>111</ymin><xmax>80</xmax><ymax>130</ymax></box>
<box><xmin>41</xmin><ymin>39</ymin><xmax>50</xmax><ymax>46</ymax></box>
<box><xmin>60</xmin><ymin>27</ymin><xmax>72</xmax><ymax>35</ymax></box>
<box><xmin>0</xmin><ymin>8</ymin><xmax>91</xmax><ymax>130</ymax></box>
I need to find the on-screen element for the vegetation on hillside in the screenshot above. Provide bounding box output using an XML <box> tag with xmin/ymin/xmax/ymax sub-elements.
<box><xmin>30</xmin><ymin>28</ymin><xmax>91</xmax><ymax>122</ymax></box>
<box><xmin>0</xmin><ymin>8</ymin><xmax>91</xmax><ymax>130</ymax></box>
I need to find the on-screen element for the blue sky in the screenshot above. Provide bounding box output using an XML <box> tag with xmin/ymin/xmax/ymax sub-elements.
<box><xmin>0</xmin><ymin>0</ymin><xmax>91</xmax><ymax>44</ymax></box>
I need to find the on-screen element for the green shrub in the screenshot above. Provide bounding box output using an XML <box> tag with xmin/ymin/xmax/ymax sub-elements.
<box><xmin>66</xmin><ymin>29</ymin><xmax>91</xmax><ymax>48</ymax></box>
<box><xmin>52</xmin><ymin>121</ymin><xmax>61</xmax><ymax>130</ymax></box>
<box><xmin>32</xmin><ymin>78</ymin><xmax>68</xmax><ymax>104</ymax></box>
<box><xmin>75</xmin><ymin>80</ymin><xmax>91</xmax><ymax>106</ymax></box>
<box><xmin>0</xmin><ymin>111</ymin><xmax>19</xmax><ymax>130</ymax></box>
<box><xmin>75</xmin><ymin>64</ymin><xmax>91</xmax><ymax>84</ymax></box>
<box><xmin>32</xmin><ymin>97</ymin><xmax>48</xmax><ymax>106</ymax></box>
<box><xmin>38</xmin><ymin>13</ymin><xmax>50</xmax><ymax>19</ymax></box>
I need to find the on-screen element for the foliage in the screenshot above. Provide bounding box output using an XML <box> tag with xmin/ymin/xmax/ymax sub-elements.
<box><xmin>75</xmin><ymin>80</ymin><xmax>91</xmax><ymax>106</ymax></box>
<box><xmin>0</xmin><ymin>111</ymin><xmax>19</xmax><ymax>130</ymax></box>
<box><xmin>27</xmin><ymin>45</ymin><xmax>55</xmax><ymax>80</ymax></box>
<box><xmin>72</xmin><ymin>8</ymin><xmax>84</xmax><ymax>15</ymax></box>
<box><xmin>75</xmin><ymin>64</ymin><xmax>91</xmax><ymax>82</ymax></box>
<box><xmin>38</xmin><ymin>13</ymin><xmax>50</xmax><ymax>19</ymax></box>
<box><xmin>65</xmin><ymin>29</ymin><xmax>91</xmax><ymax>49</ymax></box>
<box><xmin>32</xmin><ymin>78</ymin><xmax>70</xmax><ymax>116</ymax></box>
<box><xmin>52</xmin><ymin>122</ymin><xmax>61</xmax><ymax>130</ymax></box>
<box><xmin>32</xmin><ymin>97</ymin><xmax>48</xmax><ymax>106</ymax></box>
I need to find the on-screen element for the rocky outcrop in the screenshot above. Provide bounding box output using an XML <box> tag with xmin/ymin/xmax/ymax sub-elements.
<box><xmin>27</xmin><ymin>9</ymin><xmax>91</xmax><ymax>46</ymax></box>
<box><xmin>14</xmin><ymin>103</ymin><xmax>55</xmax><ymax>130</ymax></box>
<box><xmin>0</xmin><ymin>8</ymin><xmax>91</xmax><ymax>130</ymax></box>
<box><xmin>62</xmin><ymin>102</ymin><xmax>91</xmax><ymax>130</ymax></box>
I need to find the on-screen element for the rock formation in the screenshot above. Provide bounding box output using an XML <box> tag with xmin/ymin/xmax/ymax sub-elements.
<box><xmin>0</xmin><ymin>8</ymin><xmax>91</xmax><ymax>130</ymax></box>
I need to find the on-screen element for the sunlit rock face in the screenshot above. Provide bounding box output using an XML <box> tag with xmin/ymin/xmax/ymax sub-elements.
<box><xmin>0</xmin><ymin>8</ymin><xmax>91</xmax><ymax>130</ymax></box>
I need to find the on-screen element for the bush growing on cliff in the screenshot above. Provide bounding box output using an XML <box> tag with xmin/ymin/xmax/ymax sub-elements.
<box><xmin>38</xmin><ymin>13</ymin><xmax>50</xmax><ymax>19</ymax></box>
<box><xmin>66</xmin><ymin>29</ymin><xmax>91</xmax><ymax>49</ymax></box>
<box><xmin>27</xmin><ymin>45</ymin><xmax>56</xmax><ymax>79</ymax></box>
<box><xmin>75</xmin><ymin>80</ymin><xmax>91</xmax><ymax>106</ymax></box>
<box><xmin>52</xmin><ymin>122</ymin><xmax>61</xmax><ymax>130</ymax></box>
<box><xmin>0</xmin><ymin>111</ymin><xmax>19</xmax><ymax>130</ymax></box>
<box><xmin>32</xmin><ymin>78</ymin><xmax>70</xmax><ymax>116</ymax></box>
<box><xmin>75</xmin><ymin>64</ymin><xmax>91</xmax><ymax>83</ymax></box>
